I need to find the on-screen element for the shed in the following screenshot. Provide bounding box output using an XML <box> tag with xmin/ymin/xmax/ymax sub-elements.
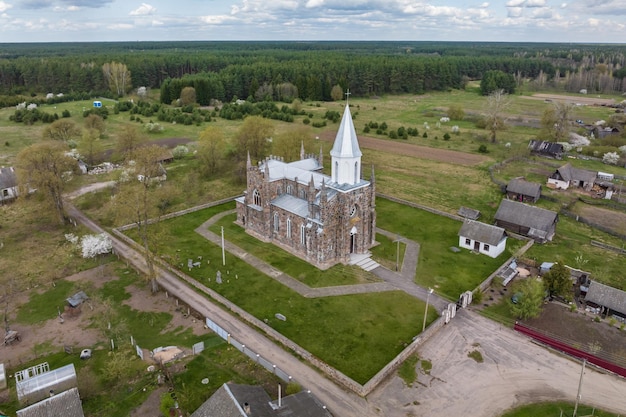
<box><xmin>506</xmin><ymin>178</ymin><xmax>541</xmax><ymax>203</ymax></box>
<box><xmin>458</xmin><ymin>220</ymin><xmax>507</xmax><ymax>258</ymax></box>
<box><xmin>66</xmin><ymin>291</ymin><xmax>88</xmax><ymax>308</ymax></box>
<box><xmin>458</xmin><ymin>206</ymin><xmax>480</xmax><ymax>220</ymax></box>
<box><xmin>17</xmin><ymin>387</ymin><xmax>84</xmax><ymax>417</ymax></box>
<box><xmin>494</xmin><ymin>199</ymin><xmax>558</xmax><ymax>243</ymax></box>
<box><xmin>0</xmin><ymin>166</ymin><xmax>19</xmax><ymax>204</ymax></box>
<box><xmin>528</xmin><ymin>140</ymin><xmax>564</xmax><ymax>159</ymax></box>
<box><xmin>585</xmin><ymin>281</ymin><xmax>626</xmax><ymax>318</ymax></box>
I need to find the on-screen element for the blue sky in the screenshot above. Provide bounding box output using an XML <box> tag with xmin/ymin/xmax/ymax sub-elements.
<box><xmin>0</xmin><ymin>0</ymin><xmax>624</xmax><ymax>43</ymax></box>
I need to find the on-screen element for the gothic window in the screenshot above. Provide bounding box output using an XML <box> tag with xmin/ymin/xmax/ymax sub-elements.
<box><xmin>253</xmin><ymin>189</ymin><xmax>261</xmax><ymax>206</ymax></box>
<box><xmin>273</xmin><ymin>213</ymin><xmax>280</xmax><ymax>232</ymax></box>
<box><xmin>300</xmin><ymin>224</ymin><xmax>306</xmax><ymax>245</ymax></box>
<box><xmin>286</xmin><ymin>184</ymin><xmax>293</xmax><ymax>195</ymax></box>
<box><xmin>350</xmin><ymin>204</ymin><xmax>358</xmax><ymax>217</ymax></box>
<box><xmin>277</xmin><ymin>186</ymin><xmax>282</xmax><ymax>195</ymax></box>
<box><xmin>354</xmin><ymin>162</ymin><xmax>359</xmax><ymax>183</ymax></box>
<box><xmin>299</xmin><ymin>189</ymin><xmax>306</xmax><ymax>199</ymax></box>
<box><xmin>287</xmin><ymin>218</ymin><xmax>292</xmax><ymax>238</ymax></box>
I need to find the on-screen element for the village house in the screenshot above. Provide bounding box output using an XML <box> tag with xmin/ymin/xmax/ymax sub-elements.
<box><xmin>235</xmin><ymin>104</ymin><xmax>376</xmax><ymax>269</ymax></box>
<box><xmin>547</xmin><ymin>163</ymin><xmax>597</xmax><ymax>191</ymax></box>
<box><xmin>458</xmin><ymin>220</ymin><xmax>507</xmax><ymax>258</ymax></box>
<box><xmin>506</xmin><ymin>178</ymin><xmax>542</xmax><ymax>203</ymax></box>
<box><xmin>584</xmin><ymin>281</ymin><xmax>626</xmax><ymax>321</ymax></box>
<box><xmin>528</xmin><ymin>140</ymin><xmax>564</xmax><ymax>159</ymax></box>
<box><xmin>494</xmin><ymin>199</ymin><xmax>558</xmax><ymax>243</ymax></box>
<box><xmin>191</xmin><ymin>383</ymin><xmax>332</xmax><ymax>417</ymax></box>
<box><xmin>0</xmin><ymin>166</ymin><xmax>18</xmax><ymax>204</ymax></box>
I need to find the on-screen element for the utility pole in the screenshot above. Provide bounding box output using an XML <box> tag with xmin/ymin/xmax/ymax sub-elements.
<box><xmin>221</xmin><ymin>226</ymin><xmax>226</xmax><ymax>266</ymax></box>
<box><xmin>422</xmin><ymin>288</ymin><xmax>434</xmax><ymax>333</ymax></box>
<box><xmin>572</xmin><ymin>358</ymin><xmax>586</xmax><ymax>417</ymax></box>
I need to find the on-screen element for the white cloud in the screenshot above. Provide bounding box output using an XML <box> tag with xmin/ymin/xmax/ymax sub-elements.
<box><xmin>200</xmin><ymin>14</ymin><xmax>236</xmax><ymax>24</ymax></box>
<box><xmin>108</xmin><ymin>22</ymin><xmax>133</xmax><ymax>30</ymax></box>
<box><xmin>526</xmin><ymin>0</ymin><xmax>546</xmax><ymax>6</ymax></box>
<box><xmin>531</xmin><ymin>7</ymin><xmax>552</xmax><ymax>18</ymax></box>
<box><xmin>507</xmin><ymin>6</ymin><xmax>523</xmax><ymax>17</ymax></box>
<box><xmin>130</xmin><ymin>3</ymin><xmax>156</xmax><ymax>16</ymax></box>
<box><xmin>560</xmin><ymin>3</ymin><xmax>567</xmax><ymax>8</ymax></box>
<box><xmin>480</xmin><ymin>2</ymin><xmax>489</xmax><ymax>7</ymax></box>
<box><xmin>0</xmin><ymin>1</ymin><xmax>12</xmax><ymax>12</ymax></box>
<box><xmin>587</xmin><ymin>17</ymin><xmax>600</xmax><ymax>26</ymax></box>
<box><xmin>506</xmin><ymin>0</ymin><xmax>525</xmax><ymax>6</ymax></box>
<box><xmin>306</xmin><ymin>0</ymin><xmax>324</xmax><ymax>8</ymax></box>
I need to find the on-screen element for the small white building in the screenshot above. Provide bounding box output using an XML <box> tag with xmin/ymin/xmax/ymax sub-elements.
<box><xmin>458</xmin><ymin>220</ymin><xmax>507</xmax><ymax>258</ymax></box>
<box><xmin>0</xmin><ymin>167</ymin><xmax>19</xmax><ymax>204</ymax></box>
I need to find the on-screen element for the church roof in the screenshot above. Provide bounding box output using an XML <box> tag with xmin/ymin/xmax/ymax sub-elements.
<box><xmin>330</xmin><ymin>105</ymin><xmax>362</xmax><ymax>159</ymax></box>
<box><xmin>273</xmin><ymin>194</ymin><xmax>311</xmax><ymax>218</ymax></box>
<box><xmin>262</xmin><ymin>157</ymin><xmax>368</xmax><ymax>193</ymax></box>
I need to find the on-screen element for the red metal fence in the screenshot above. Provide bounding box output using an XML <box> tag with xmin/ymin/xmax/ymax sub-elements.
<box><xmin>514</xmin><ymin>322</ymin><xmax>626</xmax><ymax>378</ymax></box>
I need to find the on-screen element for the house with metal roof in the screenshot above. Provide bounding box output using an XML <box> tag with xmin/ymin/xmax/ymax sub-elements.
<box><xmin>190</xmin><ymin>383</ymin><xmax>332</xmax><ymax>417</ymax></box>
<box><xmin>0</xmin><ymin>166</ymin><xmax>18</xmax><ymax>204</ymax></box>
<box><xmin>584</xmin><ymin>281</ymin><xmax>626</xmax><ymax>319</ymax></box>
<box><xmin>17</xmin><ymin>387</ymin><xmax>84</xmax><ymax>417</ymax></box>
<box><xmin>506</xmin><ymin>178</ymin><xmax>541</xmax><ymax>203</ymax></box>
<box><xmin>458</xmin><ymin>220</ymin><xmax>507</xmax><ymax>258</ymax></box>
<box><xmin>494</xmin><ymin>199</ymin><xmax>558</xmax><ymax>243</ymax></box>
<box><xmin>235</xmin><ymin>104</ymin><xmax>376</xmax><ymax>269</ymax></box>
<box><xmin>547</xmin><ymin>163</ymin><xmax>597</xmax><ymax>191</ymax></box>
<box><xmin>458</xmin><ymin>206</ymin><xmax>481</xmax><ymax>220</ymax></box>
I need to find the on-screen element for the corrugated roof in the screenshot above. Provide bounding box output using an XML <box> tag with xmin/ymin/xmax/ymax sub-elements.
<box><xmin>458</xmin><ymin>220</ymin><xmax>506</xmax><ymax>246</ymax></box>
<box><xmin>506</xmin><ymin>179</ymin><xmax>541</xmax><ymax>199</ymax></box>
<box><xmin>330</xmin><ymin>105</ymin><xmax>362</xmax><ymax>159</ymax></box>
<box><xmin>0</xmin><ymin>167</ymin><xmax>18</xmax><ymax>190</ymax></box>
<box><xmin>273</xmin><ymin>194</ymin><xmax>310</xmax><ymax>218</ymax></box>
<box><xmin>494</xmin><ymin>199</ymin><xmax>557</xmax><ymax>232</ymax></box>
<box><xmin>17</xmin><ymin>387</ymin><xmax>84</xmax><ymax>417</ymax></box>
<box><xmin>585</xmin><ymin>281</ymin><xmax>626</xmax><ymax>316</ymax></box>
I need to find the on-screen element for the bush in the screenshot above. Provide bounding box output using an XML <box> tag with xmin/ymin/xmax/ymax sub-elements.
<box><xmin>173</xmin><ymin>145</ymin><xmax>189</xmax><ymax>158</ymax></box>
<box><xmin>303</xmin><ymin>118</ymin><xmax>310</xmax><ymax>125</ymax></box>
<box><xmin>312</xmin><ymin>121</ymin><xmax>326</xmax><ymax>128</ymax></box>
<box><xmin>478</xmin><ymin>144</ymin><xmax>489</xmax><ymax>153</ymax></box>
<box><xmin>62</xmin><ymin>109</ymin><xmax>71</xmax><ymax>118</ymax></box>
<box><xmin>422</xmin><ymin>132</ymin><xmax>428</xmax><ymax>138</ymax></box>
<box><xmin>388</xmin><ymin>131</ymin><xmax>398</xmax><ymax>139</ymax></box>
<box><xmin>363</xmin><ymin>125</ymin><xmax>370</xmax><ymax>133</ymax></box>
<box><xmin>443</xmin><ymin>133</ymin><xmax>451</xmax><ymax>141</ymax></box>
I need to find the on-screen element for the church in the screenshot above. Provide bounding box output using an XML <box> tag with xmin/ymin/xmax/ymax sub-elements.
<box><xmin>235</xmin><ymin>104</ymin><xmax>376</xmax><ymax>269</ymax></box>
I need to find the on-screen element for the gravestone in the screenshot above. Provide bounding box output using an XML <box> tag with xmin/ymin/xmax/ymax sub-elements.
<box><xmin>216</xmin><ymin>271</ymin><xmax>222</xmax><ymax>284</ymax></box>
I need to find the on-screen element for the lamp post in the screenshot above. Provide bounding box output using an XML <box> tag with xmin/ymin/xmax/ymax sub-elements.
<box><xmin>422</xmin><ymin>288</ymin><xmax>434</xmax><ymax>333</ymax></box>
<box><xmin>393</xmin><ymin>236</ymin><xmax>401</xmax><ymax>271</ymax></box>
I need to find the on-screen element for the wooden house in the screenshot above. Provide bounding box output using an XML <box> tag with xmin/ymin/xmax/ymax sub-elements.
<box><xmin>506</xmin><ymin>178</ymin><xmax>541</xmax><ymax>203</ymax></box>
<box><xmin>458</xmin><ymin>220</ymin><xmax>507</xmax><ymax>258</ymax></box>
<box><xmin>17</xmin><ymin>387</ymin><xmax>84</xmax><ymax>417</ymax></box>
<box><xmin>584</xmin><ymin>281</ymin><xmax>626</xmax><ymax>320</ymax></box>
<box><xmin>547</xmin><ymin>163</ymin><xmax>597</xmax><ymax>191</ymax></box>
<box><xmin>494</xmin><ymin>199</ymin><xmax>558</xmax><ymax>243</ymax></box>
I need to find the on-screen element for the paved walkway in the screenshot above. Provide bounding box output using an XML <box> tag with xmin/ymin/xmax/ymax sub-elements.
<box><xmin>195</xmin><ymin>211</ymin><xmax>449</xmax><ymax>311</ymax></box>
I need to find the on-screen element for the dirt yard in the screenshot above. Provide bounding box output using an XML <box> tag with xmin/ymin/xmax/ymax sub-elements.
<box><xmin>521</xmin><ymin>93</ymin><xmax>616</xmax><ymax>106</ymax></box>
<box><xmin>0</xmin><ymin>264</ymin><xmax>207</xmax><ymax>370</ymax></box>
<box><xmin>317</xmin><ymin>131</ymin><xmax>489</xmax><ymax>166</ymax></box>
<box><xmin>572</xmin><ymin>203</ymin><xmax>626</xmax><ymax>236</ymax></box>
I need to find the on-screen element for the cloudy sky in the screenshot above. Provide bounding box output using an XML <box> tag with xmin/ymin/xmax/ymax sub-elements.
<box><xmin>0</xmin><ymin>0</ymin><xmax>624</xmax><ymax>43</ymax></box>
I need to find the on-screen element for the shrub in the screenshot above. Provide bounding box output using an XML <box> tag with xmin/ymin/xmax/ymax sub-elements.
<box><xmin>172</xmin><ymin>145</ymin><xmax>189</xmax><ymax>159</ymax></box>
<box><xmin>603</xmin><ymin>151</ymin><xmax>620</xmax><ymax>165</ymax></box>
<box><xmin>303</xmin><ymin>118</ymin><xmax>310</xmax><ymax>125</ymax></box>
<box><xmin>388</xmin><ymin>131</ymin><xmax>398</xmax><ymax>139</ymax></box>
<box><xmin>62</xmin><ymin>109</ymin><xmax>71</xmax><ymax>118</ymax></box>
<box><xmin>311</xmin><ymin>121</ymin><xmax>326</xmax><ymax>128</ymax></box>
<box><xmin>363</xmin><ymin>125</ymin><xmax>370</xmax><ymax>133</ymax></box>
<box><xmin>478</xmin><ymin>144</ymin><xmax>489</xmax><ymax>153</ymax></box>
<box><xmin>443</xmin><ymin>133</ymin><xmax>451</xmax><ymax>140</ymax></box>
<box><xmin>380</xmin><ymin>122</ymin><xmax>388</xmax><ymax>131</ymax></box>
<box><xmin>422</xmin><ymin>132</ymin><xmax>428</xmax><ymax>138</ymax></box>
<box><xmin>285</xmin><ymin>382</ymin><xmax>302</xmax><ymax>395</ymax></box>
<box><xmin>468</xmin><ymin>350</ymin><xmax>484</xmax><ymax>363</ymax></box>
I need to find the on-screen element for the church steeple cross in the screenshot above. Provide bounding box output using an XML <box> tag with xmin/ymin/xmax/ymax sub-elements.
<box><xmin>345</xmin><ymin>89</ymin><xmax>351</xmax><ymax>103</ymax></box>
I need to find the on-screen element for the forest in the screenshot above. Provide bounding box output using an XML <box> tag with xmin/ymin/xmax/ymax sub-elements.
<box><xmin>0</xmin><ymin>41</ymin><xmax>625</xmax><ymax>104</ymax></box>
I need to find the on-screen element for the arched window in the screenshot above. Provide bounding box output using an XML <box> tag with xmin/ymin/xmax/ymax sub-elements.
<box><xmin>273</xmin><ymin>213</ymin><xmax>280</xmax><ymax>232</ymax></box>
<box><xmin>287</xmin><ymin>218</ymin><xmax>292</xmax><ymax>238</ymax></box>
<box><xmin>253</xmin><ymin>189</ymin><xmax>261</xmax><ymax>206</ymax></box>
<box><xmin>354</xmin><ymin>162</ymin><xmax>359</xmax><ymax>183</ymax></box>
<box><xmin>334</xmin><ymin>161</ymin><xmax>338</xmax><ymax>182</ymax></box>
<box><xmin>276</xmin><ymin>186</ymin><xmax>282</xmax><ymax>195</ymax></box>
<box><xmin>300</xmin><ymin>224</ymin><xmax>306</xmax><ymax>245</ymax></box>
<box><xmin>299</xmin><ymin>189</ymin><xmax>306</xmax><ymax>199</ymax></box>
<box><xmin>286</xmin><ymin>184</ymin><xmax>293</xmax><ymax>195</ymax></box>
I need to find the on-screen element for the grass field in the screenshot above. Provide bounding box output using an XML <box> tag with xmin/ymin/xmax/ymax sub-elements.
<box><xmin>136</xmin><ymin>202</ymin><xmax>437</xmax><ymax>384</ymax></box>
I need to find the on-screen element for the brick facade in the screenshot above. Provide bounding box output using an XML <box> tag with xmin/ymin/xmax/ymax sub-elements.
<box><xmin>234</xmin><ymin>105</ymin><xmax>376</xmax><ymax>268</ymax></box>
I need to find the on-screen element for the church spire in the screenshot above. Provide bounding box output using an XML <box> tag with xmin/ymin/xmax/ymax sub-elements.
<box><xmin>330</xmin><ymin>104</ymin><xmax>362</xmax><ymax>185</ymax></box>
<box><xmin>300</xmin><ymin>141</ymin><xmax>305</xmax><ymax>160</ymax></box>
<box><xmin>246</xmin><ymin>151</ymin><xmax>251</xmax><ymax>169</ymax></box>
<box><xmin>318</xmin><ymin>145</ymin><xmax>323</xmax><ymax>166</ymax></box>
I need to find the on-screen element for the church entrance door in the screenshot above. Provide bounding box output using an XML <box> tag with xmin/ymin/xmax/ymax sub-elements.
<box><xmin>350</xmin><ymin>226</ymin><xmax>357</xmax><ymax>254</ymax></box>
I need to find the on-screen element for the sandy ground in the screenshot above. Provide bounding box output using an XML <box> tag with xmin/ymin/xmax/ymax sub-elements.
<box><xmin>318</xmin><ymin>131</ymin><xmax>489</xmax><ymax>166</ymax></box>
<box><xmin>521</xmin><ymin>93</ymin><xmax>616</xmax><ymax>106</ymax></box>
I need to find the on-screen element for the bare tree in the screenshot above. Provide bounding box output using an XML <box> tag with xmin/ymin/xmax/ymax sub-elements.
<box><xmin>102</xmin><ymin>61</ymin><xmax>132</xmax><ymax>97</ymax></box>
<box><xmin>197</xmin><ymin>126</ymin><xmax>227</xmax><ymax>177</ymax></box>
<box><xmin>114</xmin><ymin>145</ymin><xmax>167</xmax><ymax>293</ymax></box>
<box><xmin>483</xmin><ymin>89</ymin><xmax>510</xmax><ymax>143</ymax></box>
<box><xmin>16</xmin><ymin>141</ymin><xmax>77</xmax><ymax>224</ymax></box>
<box><xmin>115</xmin><ymin>125</ymin><xmax>146</xmax><ymax>161</ymax></box>
<box><xmin>42</xmin><ymin>119</ymin><xmax>80</xmax><ymax>141</ymax></box>
<box><xmin>179</xmin><ymin>86</ymin><xmax>196</xmax><ymax>106</ymax></box>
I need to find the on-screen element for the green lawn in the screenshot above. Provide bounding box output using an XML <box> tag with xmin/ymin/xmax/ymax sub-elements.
<box><xmin>144</xmin><ymin>203</ymin><xmax>437</xmax><ymax>384</ymax></box>
<box><xmin>375</xmin><ymin>198</ymin><xmax>524</xmax><ymax>298</ymax></box>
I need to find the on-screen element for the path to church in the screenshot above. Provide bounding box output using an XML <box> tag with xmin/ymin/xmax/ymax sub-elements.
<box><xmin>195</xmin><ymin>210</ymin><xmax>449</xmax><ymax>310</ymax></box>
<box><xmin>65</xmin><ymin>199</ymin><xmax>626</xmax><ymax>417</ymax></box>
